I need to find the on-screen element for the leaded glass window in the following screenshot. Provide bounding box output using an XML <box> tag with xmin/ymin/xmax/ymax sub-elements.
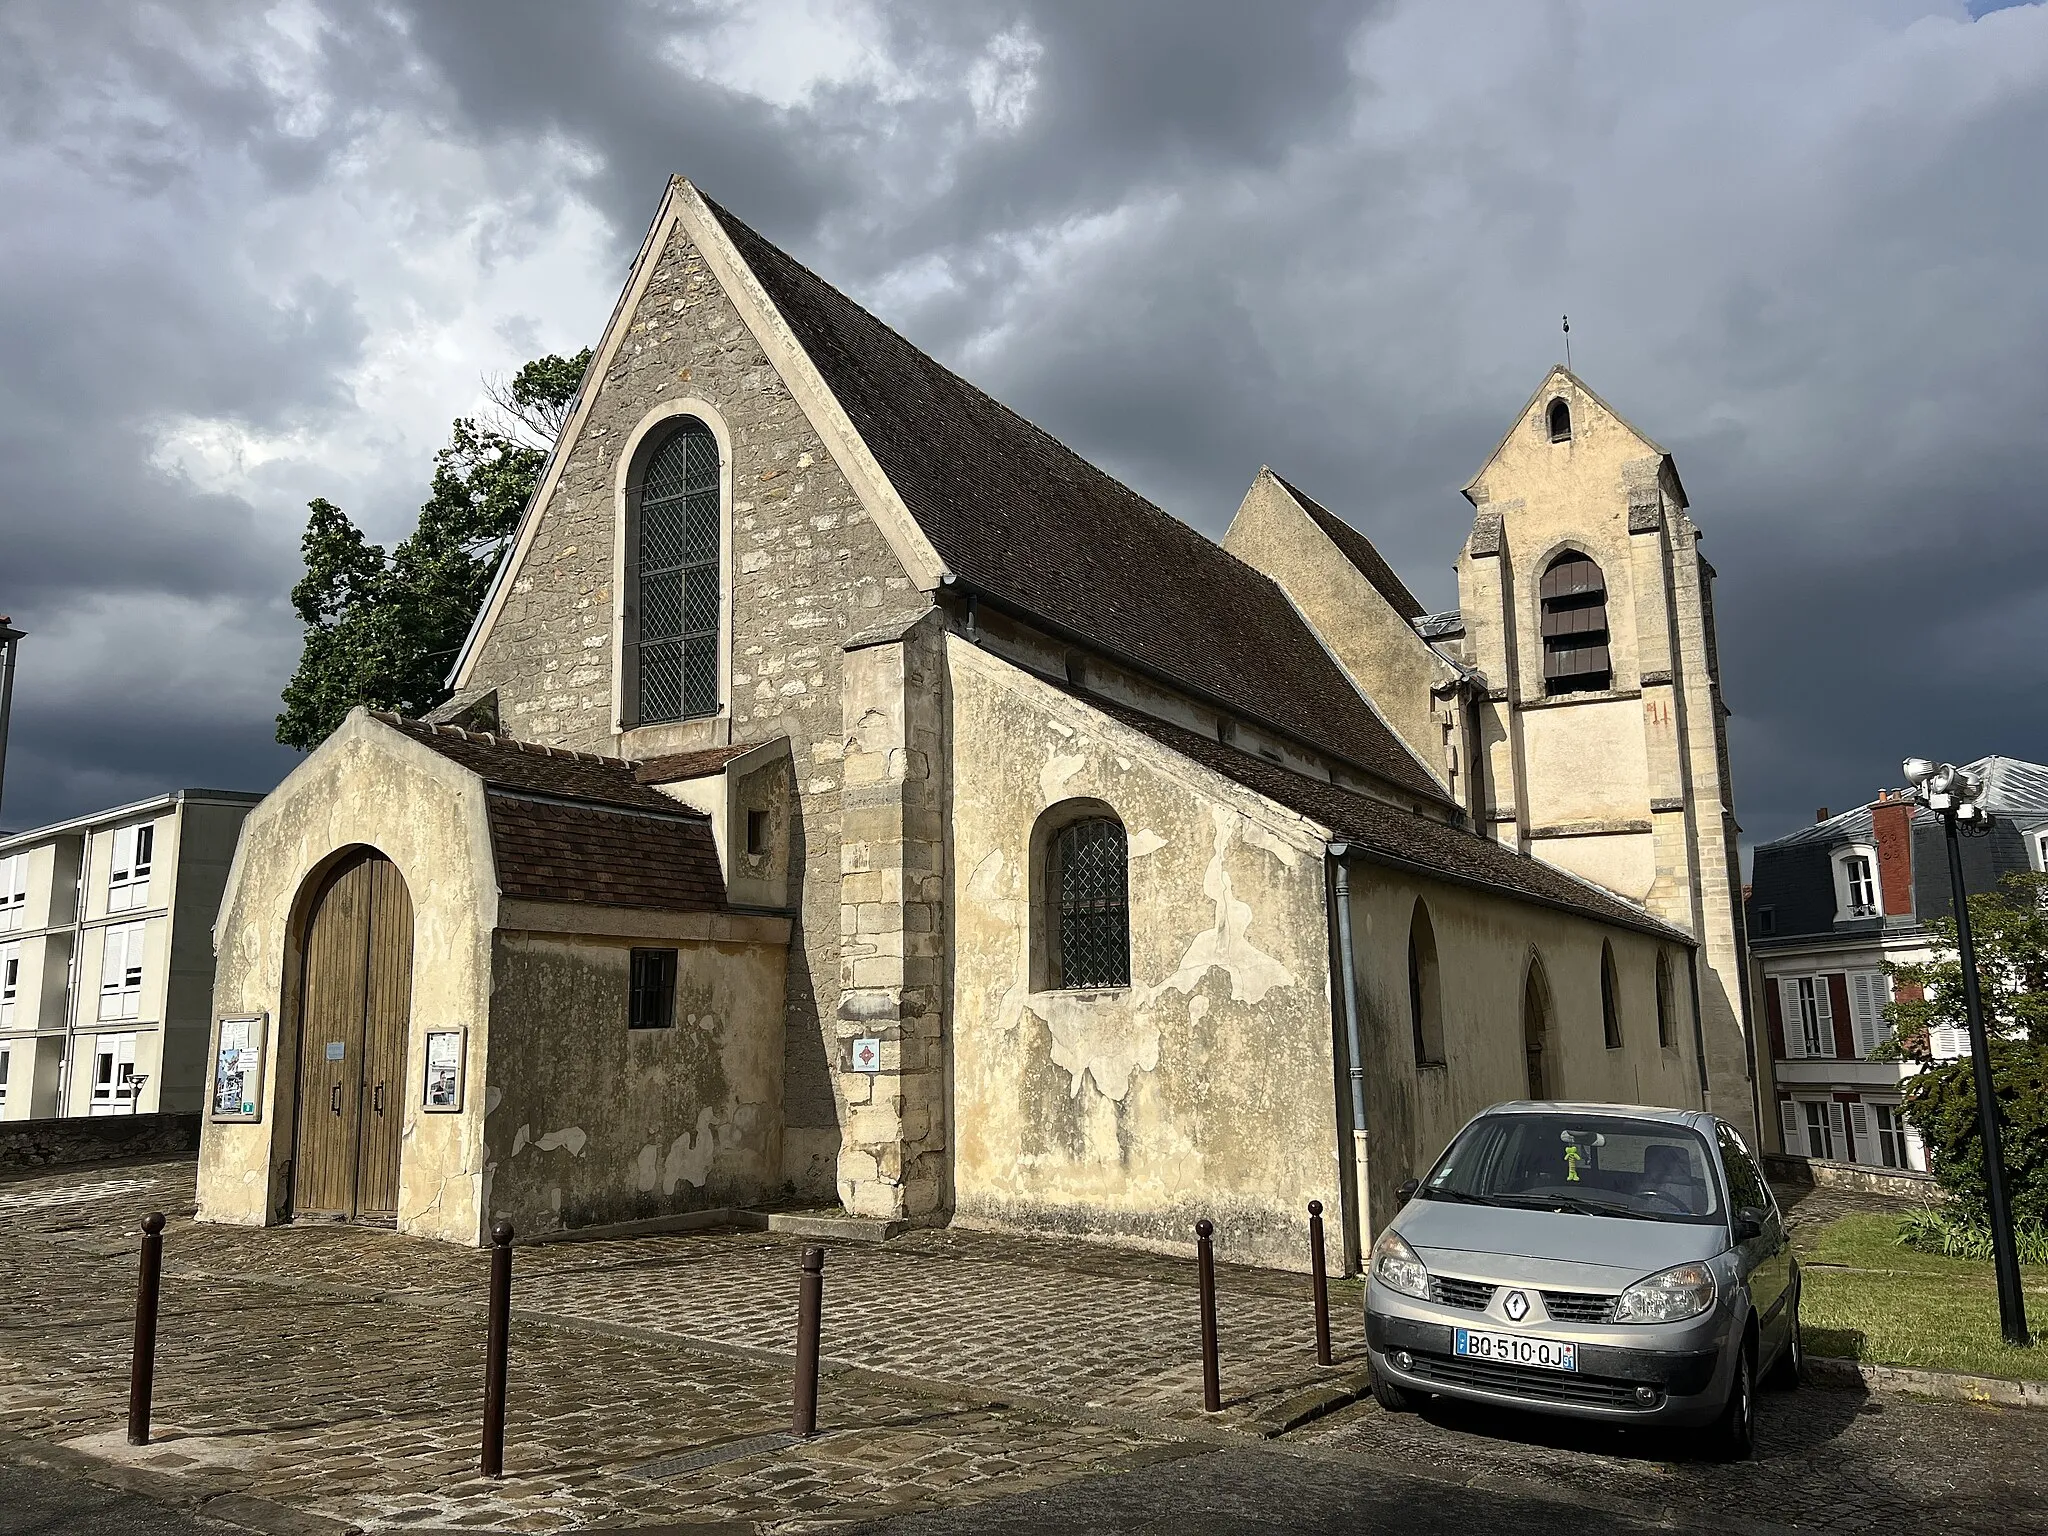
<box><xmin>1052</xmin><ymin>818</ymin><xmax>1129</xmax><ymax>989</ymax></box>
<box><xmin>636</xmin><ymin>421</ymin><xmax>720</xmax><ymax>723</ymax></box>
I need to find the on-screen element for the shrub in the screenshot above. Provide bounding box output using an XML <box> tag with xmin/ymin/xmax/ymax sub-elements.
<box><xmin>1899</xmin><ymin>1043</ymin><xmax>2048</xmax><ymax>1228</ymax></box>
<box><xmin>1898</xmin><ymin>1205</ymin><xmax>2048</xmax><ymax>1266</ymax></box>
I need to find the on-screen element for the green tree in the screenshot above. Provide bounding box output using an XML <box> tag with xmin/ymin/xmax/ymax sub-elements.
<box><xmin>275</xmin><ymin>349</ymin><xmax>590</xmax><ymax>749</ymax></box>
<box><xmin>1883</xmin><ymin>870</ymin><xmax>2048</xmax><ymax>1226</ymax></box>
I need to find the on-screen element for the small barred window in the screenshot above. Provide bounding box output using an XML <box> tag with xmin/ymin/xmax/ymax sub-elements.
<box><xmin>629</xmin><ymin>948</ymin><xmax>677</xmax><ymax>1030</ymax></box>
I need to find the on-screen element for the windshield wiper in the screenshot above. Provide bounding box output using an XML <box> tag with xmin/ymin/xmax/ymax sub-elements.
<box><xmin>1419</xmin><ymin>1187</ymin><xmax>1495</xmax><ymax>1206</ymax></box>
<box><xmin>1490</xmin><ymin>1193</ymin><xmax>1612</xmax><ymax>1217</ymax></box>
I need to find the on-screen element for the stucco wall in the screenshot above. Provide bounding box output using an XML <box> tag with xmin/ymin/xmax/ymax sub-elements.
<box><xmin>1343</xmin><ymin>867</ymin><xmax>1703</xmax><ymax>1236</ymax></box>
<box><xmin>460</xmin><ymin>221</ymin><xmax>928</xmax><ymax>1197</ymax></box>
<box><xmin>198</xmin><ymin>713</ymin><xmax>498</xmax><ymax>1245</ymax></box>
<box><xmin>946</xmin><ymin>640</ymin><xmax>1342</xmax><ymax>1269</ymax></box>
<box><xmin>483</xmin><ymin>931</ymin><xmax>786</xmax><ymax>1236</ymax></box>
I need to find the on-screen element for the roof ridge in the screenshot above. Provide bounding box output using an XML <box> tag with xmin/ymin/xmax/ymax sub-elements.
<box><xmin>372</xmin><ymin>711</ymin><xmax>636</xmax><ymax>769</ymax></box>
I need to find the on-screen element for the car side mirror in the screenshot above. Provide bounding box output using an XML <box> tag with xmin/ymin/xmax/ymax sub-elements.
<box><xmin>1396</xmin><ymin>1179</ymin><xmax>1419</xmax><ymax>1207</ymax></box>
<box><xmin>1732</xmin><ymin>1207</ymin><xmax>1765</xmax><ymax>1243</ymax></box>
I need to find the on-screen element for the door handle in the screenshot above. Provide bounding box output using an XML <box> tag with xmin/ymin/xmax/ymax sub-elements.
<box><xmin>330</xmin><ymin>1083</ymin><xmax>342</xmax><ymax>1115</ymax></box>
<box><xmin>373</xmin><ymin>1083</ymin><xmax>385</xmax><ymax>1114</ymax></box>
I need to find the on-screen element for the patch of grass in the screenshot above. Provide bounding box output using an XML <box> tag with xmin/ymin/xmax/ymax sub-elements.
<box><xmin>1793</xmin><ymin>1211</ymin><xmax>2048</xmax><ymax>1381</ymax></box>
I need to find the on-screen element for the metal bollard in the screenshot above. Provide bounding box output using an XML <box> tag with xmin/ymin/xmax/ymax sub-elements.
<box><xmin>1196</xmin><ymin>1217</ymin><xmax>1221</xmax><ymax>1412</ymax></box>
<box><xmin>792</xmin><ymin>1246</ymin><xmax>825</xmax><ymax>1437</ymax></box>
<box><xmin>127</xmin><ymin>1212</ymin><xmax>165</xmax><ymax>1446</ymax></box>
<box><xmin>1309</xmin><ymin>1199</ymin><xmax>1333</xmax><ymax>1367</ymax></box>
<box><xmin>480</xmin><ymin>1220</ymin><xmax>514</xmax><ymax>1478</ymax></box>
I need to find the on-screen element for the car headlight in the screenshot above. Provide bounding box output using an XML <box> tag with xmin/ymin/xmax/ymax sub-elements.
<box><xmin>1370</xmin><ymin>1229</ymin><xmax>1430</xmax><ymax>1300</ymax></box>
<box><xmin>1614</xmin><ymin>1261</ymin><xmax>1716</xmax><ymax>1323</ymax></box>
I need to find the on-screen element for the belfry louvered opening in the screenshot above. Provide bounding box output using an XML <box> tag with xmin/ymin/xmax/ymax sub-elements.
<box><xmin>1540</xmin><ymin>552</ymin><xmax>1610</xmax><ymax>695</ymax></box>
<box><xmin>635</xmin><ymin>419</ymin><xmax>721</xmax><ymax>724</ymax></box>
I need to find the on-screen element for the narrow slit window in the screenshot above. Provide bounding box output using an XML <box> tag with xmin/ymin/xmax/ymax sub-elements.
<box><xmin>635</xmin><ymin>421</ymin><xmax>721</xmax><ymax>724</ymax></box>
<box><xmin>1051</xmin><ymin>818</ymin><xmax>1129</xmax><ymax>989</ymax></box>
<box><xmin>1540</xmin><ymin>551</ymin><xmax>1610</xmax><ymax>695</ymax></box>
<box><xmin>1600</xmin><ymin>941</ymin><xmax>1623</xmax><ymax>1049</ymax></box>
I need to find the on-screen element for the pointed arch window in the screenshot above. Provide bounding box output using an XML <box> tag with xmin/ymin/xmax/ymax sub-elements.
<box><xmin>1540</xmin><ymin>551</ymin><xmax>1610</xmax><ymax>694</ymax></box>
<box><xmin>1407</xmin><ymin>900</ymin><xmax>1444</xmax><ymax>1067</ymax></box>
<box><xmin>1548</xmin><ymin>398</ymin><xmax>1572</xmax><ymax>442</ymax></box>
<box><xmin>634</xmin><ymin>419</ymin><xmax>721</xmax><ymax>724</ymax></box>
<box><xmin>1655</xmin><ymin>951</ymin><xmax>1677</xmax><ymax>1049</ymax></box>
<box><xmin>1601</xmin><ymin>941</ymin><xmax>1623</xmax><ymax>1050</ymax></box>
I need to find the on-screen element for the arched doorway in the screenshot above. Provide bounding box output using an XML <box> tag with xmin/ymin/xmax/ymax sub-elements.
<box><xmin>291</xmin><ymin>849</ymin><xmax>413</xmax><ymax>1224</ymax></box>
<box><xmin>1523</xmin><ymin>958</ymin><xmax>1553</xmax><ymax>1100</ymax></box>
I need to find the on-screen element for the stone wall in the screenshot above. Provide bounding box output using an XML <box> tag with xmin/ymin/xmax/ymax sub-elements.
<box><xmin>1765</xmin><ymin>1153</ymin><xmax>1944</xmax><ymax>1202</ymax></box>
<box><xmin>0</xmin><ymin>1111</ymin><xmax>200</xmax><ymax>1170</ymax></box>
<box><xmin>461</xmin><ymin>220</ymin><xmax>928</xmax><ymax>1196</ymax></box>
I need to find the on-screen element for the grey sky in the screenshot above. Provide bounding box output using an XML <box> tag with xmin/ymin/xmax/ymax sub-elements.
<box><xmin>1</xmin><ymin>0</ymin><xmax>2044</xmax><ymax>856</ymax></box>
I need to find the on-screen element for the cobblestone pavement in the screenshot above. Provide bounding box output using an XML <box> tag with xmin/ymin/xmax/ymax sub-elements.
<box><xmin>1</xmin><ymin>1158</ymin><xmax>2044</xmax><ymax>1535</ymax></box>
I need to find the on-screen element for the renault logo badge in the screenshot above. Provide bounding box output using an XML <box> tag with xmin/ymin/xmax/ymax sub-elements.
<box><xmin>1503</xmin><ymin>1289</ymin><xmax>1530</xmax><ymax>1321</ymax></box>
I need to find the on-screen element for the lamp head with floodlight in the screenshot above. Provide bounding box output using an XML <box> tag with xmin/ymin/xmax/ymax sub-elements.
<box><xmin>1902</xmin><ymin>758</ymin><xmax>1937</xmax><ymax>787</ymax></box>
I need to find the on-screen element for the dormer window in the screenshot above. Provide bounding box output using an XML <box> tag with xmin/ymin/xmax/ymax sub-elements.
<box><xmin>1539</xmin><ymin>551</ymin><xmax>1610</xmax><ymax>695</ymax></box>
<box><xmin>1547</xmin><ymin>398</ymin><xmax>1572</xmax><ymax>442</ymax></box>
<box><xmin>1832</xmin><ymin>846</ymin><xmax>1881</xmax><ymax>920</ymax></box>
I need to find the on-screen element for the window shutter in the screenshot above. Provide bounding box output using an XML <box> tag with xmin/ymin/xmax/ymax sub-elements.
<box><xmin>1850</xmin><ymin>972</ymin><xmax>1885</xmax><ymax>1058</ymax></box>
<box><xmin>1780</xmin><ymin>978</ymin><xmax>1806</xmax><ymax>1057</ymax></box>
<box><xmin>1848</xmin><ymin>1102</ymin><xmax>1873</xmax><ymax>1165</ymax></box>
<box><xmin>1779</xmin><ymin>1099</ymin><xmax>1801</xmax><ymax>1155</ymax></box>
<box><xmin>1813</xmin><ymin>978</ymin><xmax>1836</xmax><ymax>1056</ymax></box>
<box><xmin>1825</xmin><ymin>1101</ymin><xmax>1847</xmax><ymax>1160</ymax></box>
<box><xmin>1903</xmin><ymin>1122</ymin><xmax>1927</xmax><ymax>1172</ymax></box>
<box><xmin>110</xmin><ymin>826</ymin><xmax>134</xmax><ymax>883</ymax></box>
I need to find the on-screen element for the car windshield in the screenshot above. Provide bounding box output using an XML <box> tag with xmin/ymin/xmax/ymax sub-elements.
<box><xmin>1420</xmin><ymin>1111</ymin><xmax>1724</xmax><ymax>1224</ymax></box>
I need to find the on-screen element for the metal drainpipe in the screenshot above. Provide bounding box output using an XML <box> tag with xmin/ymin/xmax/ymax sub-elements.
<box><xmin>1328</xmin><ymin>844</ymin><xmax>1372</xmax><ymax>1270</ymax></box>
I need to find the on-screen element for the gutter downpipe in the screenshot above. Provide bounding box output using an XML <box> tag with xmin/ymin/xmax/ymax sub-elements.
<box><xmin>1328</xmin><ymin>843</ymin><xmax>1371</xmax><ymax>1273</ymax></box>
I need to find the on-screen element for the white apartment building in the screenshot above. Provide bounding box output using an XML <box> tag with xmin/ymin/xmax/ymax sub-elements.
<box><xmin>0</xmin><ymin>789</ymin><xmax>261</xmax><ymax>1119</ymax></box>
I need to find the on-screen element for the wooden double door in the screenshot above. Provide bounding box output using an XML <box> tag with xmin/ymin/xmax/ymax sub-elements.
<box><xmin>292</xmin><ymin>850</ymin><xmax>413</xmax><ymax>1224</ymax></box>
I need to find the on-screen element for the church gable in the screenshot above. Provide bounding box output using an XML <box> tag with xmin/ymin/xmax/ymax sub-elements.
<box><xmin>455</xmin><ymin>184</ymin><xmax>934</xmax><ymax>759</ymax></box>
<box><xmin>1462</xmin><ymin>366</ymin><xmax>1681</xmax><ymax>514</ymax></box>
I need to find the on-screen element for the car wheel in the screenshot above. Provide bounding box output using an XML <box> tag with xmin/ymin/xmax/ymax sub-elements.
<box><xmin>1717</xmin><ymin>1341</ymin><xmax>1757</xmax><ymax>1461</ymax></box>
<box><xmin>1370</xmin><ymin>1363</ymin><xmax>1413</xmax><ymax>1413</ymax></box>
<box><xmin>1766</xmin><ymin>1290</ymin><xmax>1803</xmax><ymax>1391</ymax></box>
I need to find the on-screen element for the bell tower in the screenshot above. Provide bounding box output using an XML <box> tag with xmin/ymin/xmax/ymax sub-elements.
<box><xmin>1454</xmin><ymin>368</ymin><xmax>1753</xmax><ymax>1134</ymax></box>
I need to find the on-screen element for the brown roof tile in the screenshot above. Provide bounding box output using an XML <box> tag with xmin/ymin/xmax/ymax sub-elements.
<box><xmin>375</xmin><ymin>713</ymin><xmax>690</xmax><ymax>816</ymax></box>
<box><xmin>1078</xmin><ymin>693</ymin><xmax>1692</xmax><ymax>944</ymax></box>
<box><xmin>486</xmin><ymin>794</ymin><xmax>728</xmax><ymax>912</ymax></box>
<box><xmin>635</xmin><ymin>744</ymin><xmax>758</xmax><ymax>784</ymax></box>
<box><xmin>702</xmin><ymin>197</ymin><xmax>1450</xmax><ymax>807</ymax></box>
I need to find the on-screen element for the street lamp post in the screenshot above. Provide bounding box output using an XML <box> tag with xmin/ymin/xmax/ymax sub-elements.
<box><xmin>0</xmin><ymin>617</ymin><xmax>22</xmax><ymax>825</ymax></box>
<box><xmin>1903</xmin><ymin>758</ymin><xmax>2032</xmax><ymax>1347</ymax></box>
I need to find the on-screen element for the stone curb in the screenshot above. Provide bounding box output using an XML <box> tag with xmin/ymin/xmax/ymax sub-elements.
<box><xmin>1805</xmin><ymin>1352</ymin><xmax>2048</xmax><ymax>1409</ymax></box>
<box><xmin>1241</xmin><ymin>1372</ymin><xmax>1373</xmax><ymax>1438</ymax></box>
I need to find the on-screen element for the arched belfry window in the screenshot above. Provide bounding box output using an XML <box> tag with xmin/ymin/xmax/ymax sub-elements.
<box><xmin>634</xmin><ymin>419</ymin><xmax>720</xmax><ymax>723</ymax></box>
<box><xmin>1407</xmin><ymin>899</ymin><xmax>1444</xmax><ymax>1067</ymax></box>
<box><xmin>1540</xmin><ymin>550</ymin><xmax>1610</xmax><ymax>695</ymax></box>
<box><xmin>1548</xmin><ymin>397</ymin><xmax>1572</xmax><ymax>442</ymax></box>
<box><xmin>1045</xmin><ymin>815</ymin><xmax>1130</xmax><ymax>989</ymax></box>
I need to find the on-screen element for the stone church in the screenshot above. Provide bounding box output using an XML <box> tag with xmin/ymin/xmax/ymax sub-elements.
<box><xmin>197</xmin><ymin>177</ymin><xmax>1752</xmax><ymax>1270</ymax></box>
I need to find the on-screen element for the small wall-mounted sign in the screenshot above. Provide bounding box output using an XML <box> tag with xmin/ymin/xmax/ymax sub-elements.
<box><xmin>850</xmin><ymin>1036</ymin><xmax>883</xmax><ymax>1073</ymax></box>
<box><xmin>423</xmin><ymin>1028</ymin><xmax>465</xmax><ymax>1112</ymax></box>
<box><xmin>210</xmin><ymin>1014</ymin><xmax>268</xmax><ymax>1122</ymax></box>
<box><xmin>325</xmin><ymin>1041</ymin><xmax>346</xmax><ymax>1061</ymax></box>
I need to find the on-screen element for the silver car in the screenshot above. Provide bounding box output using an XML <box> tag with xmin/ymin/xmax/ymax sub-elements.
<box><xmin>1363</xmin><ymin>1101</ymin><xmax>1800</xmax><ymax>1459</ymax></box>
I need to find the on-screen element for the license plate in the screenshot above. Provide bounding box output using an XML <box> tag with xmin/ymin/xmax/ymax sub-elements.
<box><xmin>1454</xmin><ymin>1327</ymin><xmax>1579</xmax><ymax>1372</ymax></box>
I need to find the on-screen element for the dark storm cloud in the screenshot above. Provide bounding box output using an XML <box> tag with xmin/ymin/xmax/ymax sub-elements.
<box><xmin>2</xmin><ymin>0</ymin><xmax>2045</xmax><ymax>858</ymax></box>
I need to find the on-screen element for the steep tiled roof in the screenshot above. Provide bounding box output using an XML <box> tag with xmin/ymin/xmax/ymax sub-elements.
<box><xmin>636</xmin><ymin>744</ymin><xmax>759</xmax><ymax>784</ymax></box>
<box><xmin>486</xmin><ymin>795</ymin><xmax>727</xmax><ymax>912</ymax></box>
<box><xmin>374</xmin><ymin>714</ymin><xmax>687</xmax><ymax>815</ymax></box>
<box><xmin>1269</xmin><ymin>472</ymin><xmax>1425</xmax><ymax>621</ymax></box>
<box><xmin>702</xmin><ymin>197</ymin><xmax>1450</xmax><ymax>808</ymax></box>
<box><xmin>1077</xmin><ymin>692</ymin><xmax>1692</xmax><ymax>943</ymax></box>
<box><xmin>371</xmin><ymin>712</ymin><xmax>728</xmax><ymax>912</ymax></box>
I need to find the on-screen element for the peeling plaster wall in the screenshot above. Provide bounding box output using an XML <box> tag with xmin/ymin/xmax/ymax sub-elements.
<box><xmin>483</xmin><ymin>932</ymin><xmax>785</xmax><ymax>1236</ymax></box>
<box><xmin>947</xmin><ymin>640</ymin><xmax>1342</xmax><ymax>1269</ymax></box>
<box><xmin>1345</xmin><ymin>867</ymin><xmax>1703</xmax><ymax>1237</ymax></box>
<box><xmin>197</xmin><ymin>712</ymin><xmax>498</xmax><ymax>1245</ymax></box>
